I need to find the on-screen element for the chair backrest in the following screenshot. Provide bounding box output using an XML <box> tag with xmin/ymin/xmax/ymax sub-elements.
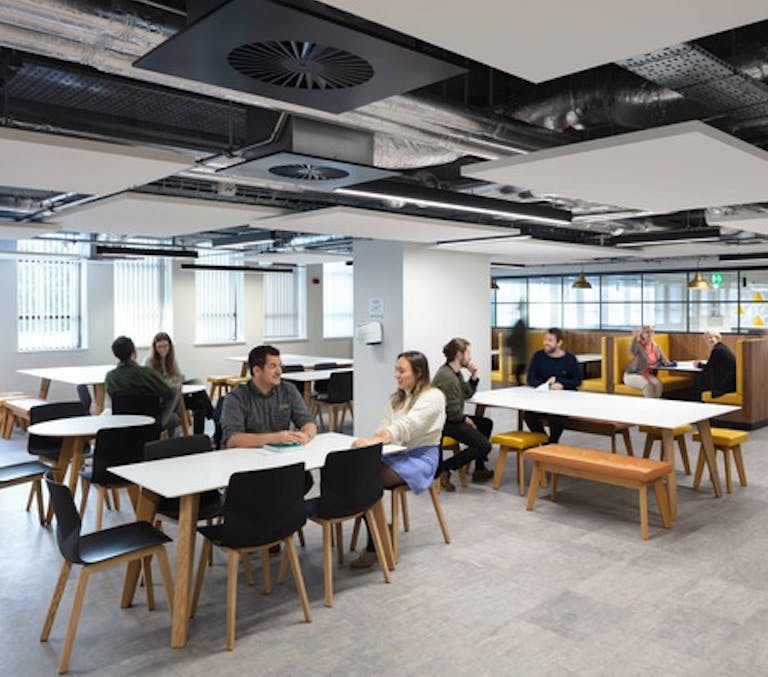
<box><xmin>45</xmin><ymin>474</ymin><xmax>83</xmax><ymax>564</ymax></box>
<box><xmin>75</xmin><ymin>385</ymin><xmax>92</xmax><ymax>413</ymax></box>
<box><xmin>312</xmin><ymin>362</ymin><xmax>338</xmax><ymax>395</ymax></box>
<box><xmin>318</xmin><ymin>443</ymin><xmax>383</xmax><ymax>519</ymax></box>
<box><xmin>91</xmin><ymin>424</ymin><xmax>160</xmax><ymax>484</ymax></box>
<box><xmin>212</xmin><ymin>394</ymin><xmax>226</xmax><ymax>450</ymax></box>
<box><xmin>144</xmin><ymin>433</ymin><xmax>213</xmax><ymax>461</ymax></box>
<box><xmin>28</xmin><ymin>401</ymin><xmax>87</xmax><ymax>457</ymax></box>
<box><xmin>221</xmin><ymin>462</ymin><xmax>307</xmax><ymax>547</ymax></box>
<box><xmin>281</xmin><ymin>364</ymin><xmax>304</xmax><ymax>373</ymax></box>
<box><xmin>525</xmin><ymin>330</ymin><xmax>546</xmax><ymax>363</ymax></box>
<box><xmin>325</xmin><ymin>370</ymin><xmax>353</xmax><ymax>403</ymax></box>
<box><xmin>111</xmin><ymin>393</ymin><xmax>161</xmax><ymax>420</ymax></box>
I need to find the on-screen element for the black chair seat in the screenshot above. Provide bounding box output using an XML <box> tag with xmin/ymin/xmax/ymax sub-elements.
<box><xmin>157</xmin><ymin>491</ymin><xmax>224</xmax><ymax>521</ymax></box>
<box><xmin>304</xmin><ymin>496</ymin><xmax>321</xmax><ymax>518</ymax></box>
<box><xmin>77</xmin><ymin>520</ymin><xmax>172</xmax><ymax>565</ymax></box>
<box><xmin>0</xmin><ymin>460</ymin><xmax>49</xmax><ymax>483</ymax></box>
<box><xmin>78</xmin><ymin>466</ymin><xmax>129</xmax><ymax>488</ymax></box>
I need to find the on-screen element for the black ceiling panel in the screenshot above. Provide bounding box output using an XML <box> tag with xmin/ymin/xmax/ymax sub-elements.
<box><xmin>133</xmin><ymin>0</ymin><xmax>466</xmax><ymax>114</ymax></box>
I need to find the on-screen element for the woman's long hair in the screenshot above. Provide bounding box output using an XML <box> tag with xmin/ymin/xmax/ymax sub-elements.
<box><xmin>148</xmin><ymin>332</ymin><xmax>181</xmax><ymax>378</ymax></box>
<box><xmin>390</xmin><ymin>350</ymin><xmax>431</xmax><ymax>412</ymax></box>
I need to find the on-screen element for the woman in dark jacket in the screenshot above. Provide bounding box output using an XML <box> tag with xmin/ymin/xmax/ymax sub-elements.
<box><xmin>695</xmin><ymin>331</ymin><xmax>736</xmax><ymax>398</ymax></box>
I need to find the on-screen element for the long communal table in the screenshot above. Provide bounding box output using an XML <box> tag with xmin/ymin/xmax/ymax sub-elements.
<box><xmin>111</xmin><ymin>432</ymin><xmax>403</xmax><ymax>649</ymax></box>
<box><xmin>18</xmin><ymin>365</ymin><xmax>115</xmax><ymax>414</ymax></box>
<box><xmin>470</xmin><ymin>387</ymin><xmax>739</xmax><ymax>520</ymax></box>
<box><xmin>227</xmin><ymin>354</ymin><xmax>353</xmax><ymax>377</ymax></box>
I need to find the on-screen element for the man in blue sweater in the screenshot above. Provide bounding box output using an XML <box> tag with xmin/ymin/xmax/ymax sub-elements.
<box><xmin>524</xmin><ymin>328</ymin><xmax>581</xmax><ymax>443</ymax></box>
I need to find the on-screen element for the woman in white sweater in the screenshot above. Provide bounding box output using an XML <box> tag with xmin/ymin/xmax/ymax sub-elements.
<box><xmin>351</xmin><ymin>350</ymin><xmax>446</xmax><ymax>568</ymax></box>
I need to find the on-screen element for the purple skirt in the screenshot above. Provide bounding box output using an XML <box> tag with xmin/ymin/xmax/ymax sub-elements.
<box><xmin>382</xmin><ymin>444</ymin><xmax>439</xmax><ymax>494</ymax></box>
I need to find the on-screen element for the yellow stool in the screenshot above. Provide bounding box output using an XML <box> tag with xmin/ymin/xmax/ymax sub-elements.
<box><xmin>441</xmin><ymin>436</ymin><xmax>469</xmax><ymax>489</ymax></box>
<box><xmin>693</xmin><ymin>428</ymin><xmax>749</xmax><ymax>494</ymax></box>
<box><xmin>491</xmin><ymin>431</ymin><xmax>549</xmax><ymax>495</ymax></box>
<box><xmin>639</xmin><ymin>425</ymin><xmax>692</xmax><ymax>475</ymax></box>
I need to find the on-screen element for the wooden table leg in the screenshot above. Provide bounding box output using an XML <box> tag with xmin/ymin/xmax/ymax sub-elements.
<box><xmin>695</xmin><ymin>419</ymin><xmax>723</xmax><ymax>498</ymax></box>
<box><xmin>38</xmin><ymin>378</ymin><xmax>51</xmax><ymax>400</ymax></box>
<box><xmin>371</xmin><ymin>499</ymin><xmax>395</xmax><ymax>572</ymax></box>
<box><xmin>171</xmin><ymin>493</ymin><xmax>200</xmax><ymax>648</ymax></box>
<box><xmin>303</xmin><ymin>382</ymin><xmax>311</xmax><ymax>406</ymax></box>
<box><xmin>660</xmin><ymin>429</ymin><xmax>678</xmax><ymax>521</ymax></box>
<box><xmin>240</xmin><ymin>361</ymin><xmax>248</xmax><ymax>377</ymax></box>
<box><xmin>121</xmin><ymin>488</ymin><xmax>160</xmax><ymax>608</ymax></box>
<box><xmin>92</xmin><ymin>384</ymin><xmax>105</xmax><ymax>414</ymax></box>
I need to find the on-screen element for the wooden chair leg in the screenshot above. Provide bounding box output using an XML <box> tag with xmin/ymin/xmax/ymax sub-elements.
<box><xmin>493</xmin><ymin>448</ymin><xmax>508</xmax><ymax>490</ymax></box>
<box><xmin>278</xmin><ymin>547</ymin><xmax>289</xmax><ymax>584</ymax></box>
<box><xmin>622</xmin><ymin>428</ymin><xmax>634</xmax><ymax>456</ymax></box>
<box><xmin>517</xmin><ymin>449</ymin><xmax>526</xmax><ymax>496</ymax></box>
<box><xmin>693</xmin><ymin>445</ymin><xmax>706</xmax><ymax>489</ymax></box>
<box><xmin>653</xmin><ymin>478</ymin><xmax>671</xmax><ymax>528</ymax></box>
<box><xmin>428</xmin><ymin>483</ymin><xmax>451</xmax><ymax>545</ymax></box>
<box><xmin>639</xmin><ymin>483</ymin><xmax>650</xmax><ymax>540</ymax></box>
<box><xmin>284</xmin><ymin>537</ymin><xmax>312</xmax><ymax>622</ymax></box>
<box><xmin>723</xmin><ymin>448</ymin><xmax>733</xmax><ymax>493</ymax></box>
<box><xmin>400</xmin><ymin>492</ymin><xmax>410</xmax><ymax>532</ymax></box>
<box><xmin>155</xmin><ymin>547</ymin><xmax>175</xmax><ymax>610</ymax></box>
<box><xmin>298</xmin><ymin>527</ymin><xmax>306</xmax><ymax>548</ymax></box>
<box><xmin>32</xmin><ymin>478</ymin><xmax>46</xmax><ymax>525</ymax></box>
<box><xmin>40</xmin><ymin>560</ymin><xmax>72</xmax><ymax>642</ymax></box>
<box><xmin>350</xmin><ymin>516</ymin><xmax>362</xmax><ymax>551</ymax></box>
<box><xmin>261</xmin><ymin>549</ymin><xmax>272</xmax><ymax>594</ymax></box>
<box><xmin>335</xmin><ymin>522</ymin><xmax>344</xmax><ymax>564</ymax></box>
<box><xmin>390</xmin><ymin>489</ymin><xmax>401</xmax><ymax>564</ymax></box>
<box><xmin>26</xmin><ymin>482</ymin><xmax>35</xmax><ymax>511</ymax></box>
<box><xmin>322</xmin><ymin>521</ymin><xmax>334</xmax><ymax>608</ymax></box>
<box><xmin>225</xmin><ymin>550</ymin><xmax>239</xmax><ymax>650</ymax></box>
<box><xmin>365</xmin><ymin>508</ymin><xmax>392</xmax><ymax>585</ymax></box>
<box><xmin>610</xmin><ymin>434</ymin><xmax>617</xmax><ymax>454</ymax></box>
<box><xmin>142</xmin><ymin>556</ymin><xmax>155</xmax><ymax>610</ymax></box>
<box><xmin>242</xmin><ymin>553</ymin><xmax>255</xmax><ymax>586</ymax></box>
<box><xmin>58</xmin><ymin>567</ymin><xmax>91</xmax><ymax>674</ymax></box>
<box><xmin>95</xmin><ymin>486</ymin><xmax>107</xmax><ymax>530</ymax></box>
<box><xmin>111</xmin><ymin>488</ymin><xmax>121</xmax><ymax>510</ymax></box>
<box><xmin>677</xmin><ymin>435</ymin><xmax>691</xmax><ymax>475</ymax></box>
<box><xmin>733</xmin><ymin>445</ymin><xmax>748</xmax><ymax>486</ymax></box>
<box><xmin>642</xmin><ymin>434</ymin><xmax>653</xmax><ymax>459</ymax></box>
<box><xmin>77</xmin><ymin>478</ymin><xmax>90</xmax><ymax>519</ymax></box>
<box><xmin>190</xmin><ymin>539</ymin><xmax>212</xmax><ymax>619</ymax></box>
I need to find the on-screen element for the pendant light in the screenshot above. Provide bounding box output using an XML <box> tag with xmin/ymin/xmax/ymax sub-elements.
<box><xmin>571</xmin><ymin>270</ymin><xmax>592</xmax><ymax>290</ymax></box>
<box><xmin>687</xmin><ymin>260</ymin><xmax>710</xmax><ymax>291</ymax></box>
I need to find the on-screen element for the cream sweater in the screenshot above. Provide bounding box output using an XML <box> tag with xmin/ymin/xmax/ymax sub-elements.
<box><xmin>379</xmin><ymin>387</ymin><xmax>446</xmax><ymax>450</ymax></box>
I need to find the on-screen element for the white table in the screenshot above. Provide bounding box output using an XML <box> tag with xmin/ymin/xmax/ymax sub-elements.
<box><xmin>111</xmin><ymin>432</ymin><xmax>403</xmax><ymax>648</ymax></box>
<box><xmin>470</xmin><ymin>387</ymin><xmax>739</xmax><ymax>519</ymax></box>
<box><xmin>18</xmin><ymin>365</ymin><xmax>115</xmax><ymax>414</ymax></box>
<box><xmin>658</xmin><ymin>360</ymin><xmax>703</xmax><ymax>373</ymax></box>
<box><xmin>181</xmin><ymin>384</ymin><xmax>206</xmax><ymax>395</ymax></box>
<box><xmin>27</xmin><ymin>414</ymin><xmax>155</xmax><ymax>499</ymax></box>
<box><xmin>282</xmin><ymin>367</ymin><xmax>354</xmax><ymax>404</ymax></box>
<box><xmin>227</xmin><ymin>354</ymin><xmax>353</xmax><ymax>377</ymax></box>
<box><xmin>575</xmin><ymin>353</ymin><xmax>602</xmax><ymax>364</ymax></box>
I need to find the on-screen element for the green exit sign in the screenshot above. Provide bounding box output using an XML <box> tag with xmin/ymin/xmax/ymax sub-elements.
<box><xmin>711</xmin><ymin>271</ymin><xmax>723</xmax><ymax>287</ymax></box>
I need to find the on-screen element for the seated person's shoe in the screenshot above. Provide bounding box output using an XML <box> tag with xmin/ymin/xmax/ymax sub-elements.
<box><xmin>472</xmin><ymin>467</ymin><xmax>494</xmax><ymax>482</ymax></box>
<box><xmin>439</xmin><ymin>470</ymin><xmax>456</xmax><ymax>492</ymax></box>
<box><xmin>350</xmin><ymin>550</ymin><xmax>377</xmax><ymax>569</ymax></box>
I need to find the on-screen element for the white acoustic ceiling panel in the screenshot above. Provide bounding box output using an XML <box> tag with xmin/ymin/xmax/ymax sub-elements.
<box><xmin>260</xmin><ymin>207</ymin><xmax>515</xmax><ymax>243</ymax></box>
<box><xmin>434</xmin><ymin>236</ymin><xmax>615</xmax><ymax>264</ymax></box>
<box><xmin>462</xmin><ymin>122</ymin><xmax>768</xmax><ymax>212</ymax></box>
<box><xmin>0</xmin><ymin>222</ymin><xmax>62</xmax><ymax>240</ymax></box>
<box><xmin>632</xmin><ymin>241</ymin><xmax>768</xmax><ymax>258</ymax></box>
<box><xmin>706</xmin><ymin>212</ymin><xmax>768</xmax><ymax>236</ymax></box>
<box><xmin>51</xmin><ymin>193</ymin><xmax>285</xmax><ymax>237</ymax></box>
<box><xmin>246</xmin><ymin>251</ymin><xmax>350</xmax><ymax>266</ymax></box>
<box><xmin>0</xmin><ymin>128</ymin><xmax>197</xmax><ymax>195</ymax></box>
<box><xmin>320</xmin><ymin>1</ymin><xmax>768</xmax><ymax>83</ymax></box>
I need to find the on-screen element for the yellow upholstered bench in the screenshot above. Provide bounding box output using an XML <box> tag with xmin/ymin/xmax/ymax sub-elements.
<box><xmin>491</xmin><ymin>431</ymin><xmax>548</xmax><ymax>495</ymax></box>
<box><xmin>524</xmin><ymin>444</ymin><xmax>672</xmax><ymax>540</ymax></box>
<box><xmin>693</xmin><ymin>428</ymin><xmax>748</xmax><ymax>494</ymax></box>
<box><xmin>612</xmin><ymin>333</ymin><xmax>692</xmax><ymax>397</ymax></box>
<box><xmin>579</xmin><ymin>336</ymin><xmax>610</xmax><ymax>393</ymax></box>
<box><xmin>639</xmin><ymin>424</ymin><xmax>692</xmax><ymax>475</ymax></box>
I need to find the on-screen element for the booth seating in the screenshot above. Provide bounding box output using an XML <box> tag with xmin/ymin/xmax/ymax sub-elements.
<box><xmin>579</xmin><ymin>337</ymin><xmax>610</xmax><ymax>393</ymax></box>
<box><xmin>702</xmin><ymin>340</ymin><xmax>744</xmax><ymax>407</ymax></box>
<box><xmin>612</xmin><ymin>333</ymin><xmax>693</xmax><ymax>396</ymax></box>
<box><xmin>524</xmin><ymin>445</ymin><xmax>672</xmax><ymax>540</ymax></box>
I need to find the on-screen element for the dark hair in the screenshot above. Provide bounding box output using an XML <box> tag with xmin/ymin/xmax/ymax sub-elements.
<box><xmin>391</xmin><ymin>350</ymin><xmax>432</xmax><ymax>412</ymax></box>
<box><xmin>546</xmin><ymin>327</ymin><xmax>564</xmax><ymax>344</ymax></box>
<box><xmin>443</xmin><ymin>337</ymin><xmax>470</xmax><ymax>362</ymax></box>
<box><xmin>248</xmin><ymin>345</ymin><xmax>280</xmax><ymax>375</ymax></box>
<box><xmin>148</xmin><ymin>332</ymin><xmax>180</xmax><ymax>378</ymax></box>
<box><xmin>111</xmin><ymin>335</ymin><xmax>135</xmax><ymax>362</ymax></box>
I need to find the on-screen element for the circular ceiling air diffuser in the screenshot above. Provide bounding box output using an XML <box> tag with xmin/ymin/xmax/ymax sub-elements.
<box><xmin>227</xmin><ymin>40</ymin><xmax>374</xmax><ymax>90</ymax></box>
<box><xmin>269</xmin><ymin>164</ymin><xmax>349</xmax><ymax>181</ymax></box>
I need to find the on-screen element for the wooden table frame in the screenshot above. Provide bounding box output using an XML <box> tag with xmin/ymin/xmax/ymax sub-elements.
<box><xmin>18</xmin><ymin>365</ymin><xmax>116</xmax><ymax>414</ymax></box>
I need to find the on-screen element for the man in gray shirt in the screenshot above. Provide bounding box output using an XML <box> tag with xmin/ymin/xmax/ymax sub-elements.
<box><xmin>221</xmin><ymin>344</ymin><xmax>317</xmax><ymax>449</ymax></box>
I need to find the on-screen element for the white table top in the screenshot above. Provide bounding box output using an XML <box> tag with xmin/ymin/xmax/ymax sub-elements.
<box><xmin>656</xmin><ymin>360</ymin><xmax>703</xmax><ymax>373</ymax></box>
<box><xmin>227</xmin><ymin>354</ymin><xmax>353</xmax><ymax>369</ymax></box>
<box><xmin>27</xmin><ymin>414</ymin><xmax>155</xmax><ymax>437</ymax></box>
<box><xmin>575</xmin><ymin>353</ymin><xmax>602</xmax><ymax>363</ymax></box>
<box><xmin>281</xmin><ymin>367</ymin><xmax>353</xmax><ymax>382</ymax></box>
<box><xmin>18</xmin><ymin>364</ymin><xmax>115</xmax><ymax>385</ymax></box>
<box><xmin>181</xmin><ymin>384</ymin><xmax>207</xmax><ymax>394</ymax></box>
<box><xmin>111</xmin><ymin>432</ymin><xmax>403</xmax><ymax>499</ymax></box>
<box><xmin>471</xmin><ymin>386</ymin><xmax>738</xmax><ymax>429</ymax></box>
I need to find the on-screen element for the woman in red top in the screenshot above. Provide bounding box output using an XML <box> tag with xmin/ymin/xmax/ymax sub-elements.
<box><xmin>623</xmin><ymin>325</ymin><xmax>665</xmax><ymax>398</ymax></box>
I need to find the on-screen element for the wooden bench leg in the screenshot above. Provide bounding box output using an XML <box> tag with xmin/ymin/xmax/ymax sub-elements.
<box><xmin>550</xmin><ymin>474</ymin><xmax>558</xmax><ymax>502</ymax></box>
<box><xmin>525</xmin><ymin>464</ymin><xmax>542</xmax><ymax>510</ymax></box>
<box><xmin>652</xmin><ymin>478</ymin><xmax>671</xmax><ymax>528</ymax></box>
<box><xmin>492</xmin><ymin>447</ymin><xmax>508</xmax><ymax>490</ymax></box>
<box><xmin>622</xmin><ymin>428</ymin><xmax>634</xmax><ymax>456</ymax></box>
<box><xmin>639</xmin><ymin>483</ymin><xmax>649</xmax><ymax>540</ymax></box>
<box><xmin>733</xmin><ymin>444</ymin><xmax>748</xmax><ymax>487</ymax></box>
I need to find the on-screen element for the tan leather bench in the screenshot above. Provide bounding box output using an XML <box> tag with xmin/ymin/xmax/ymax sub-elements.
<box><xmin>2</xmin><ymin>397</ymin><xmax>49</xmax><ymax>439</ymax></box>
<box><xmin>525</xmin><ymin>444</ymin><xmax>672</xmax><ymax>540</ymax></box>
<box><xmin>562</xmin><ymin>417</ymin><xmax>634</xmax><ymax>455</ymax></box>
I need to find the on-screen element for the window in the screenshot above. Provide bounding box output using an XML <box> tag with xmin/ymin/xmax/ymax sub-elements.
<box><xmin>17</xmin><ymin>239</ymin><xmax>86</xmax><ymax>352</ymax></box>
<box><xmin>322</xmin><ymin>261</ymin><xmax>353</xmax><ymax>338</ymax></box>
<box><xmin>264</xmin><ymin>267</ymin><xmax>306</xmax><ymax>340</ymax></box>
<box><xmin>194</xmin><ymin>251</ymin><xmax>244</xmax><ymax>344</ymax></box>
<box><xmin>113</xmin><ymin>258</ymin><xmax>172</xmax><ymax>346</ymax></box>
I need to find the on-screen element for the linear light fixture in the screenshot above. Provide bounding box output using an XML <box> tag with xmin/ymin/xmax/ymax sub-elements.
<box><xmin>95</xmin><ymin>245</ymin><xmax>198</xmax><ymax>258</ymax></box>
<box><xmin>612</xmin><ymin>227</ymin><xmax>721</xmax><ymax>248</ymax></box>
<box><xmin>180</xmin><ymin>263</ymin><xmax>294</xmax><ymax>273</ymax></box>
<box><xmin>333</xmin><ymin>187</ymin><xmax>571</xmax><ymax>226</ymax></box>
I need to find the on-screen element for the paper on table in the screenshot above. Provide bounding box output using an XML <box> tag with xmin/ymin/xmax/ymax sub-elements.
<box><xmin>535</xmin><ymin>382</ymin><xmax>550</xmax><ymax>393</ymax></box>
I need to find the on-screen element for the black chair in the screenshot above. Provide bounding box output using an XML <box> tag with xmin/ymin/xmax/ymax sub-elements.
<box><xmin>144</xmin><ymin>435</ymin><xmax>225</xmax><ymax>526</ymax></box>
<box><xmin>280</xmin><ymin>363</ymin><xmax>305</xmax><ymax>397</ymax></box>
<box><xmin>212</xmin><ymin>394</ymin><xmax>226</xmax><ymax>450</ymax></box>
<box><xmin>111</xmin><ymin>392</ymin><xmax>179</xmax><ymax>435</ymax></box>
<box><xmin>0</xmin><ymin>460</ymin><xmax>50</xmax><ymax>525</ymax></box>
<box><xmin>78</xmin><ymin>424</ymin><xmax>160</xmax><ymax>530</ymax></box>
<box><xmin>311</xmin><ymin>371</ymin><xmax>353</xmax><ymax>432</ymax></box>
<box><xmin>299</xmin><ymin>443</ymin><xmax>390</xmax><ymax>607</ymax></box>
<box><xmin>189</xmin><ymin>463</ymin><xmax>312</xmax><ymax>650</ymax></box>
<box><xmin>311</xmin><ymin>362</ymin><xmax>338</xmax><ymax>398</ymax></box>
<box><xmin>75</xmin><ymin>385</ymin><xmax>92</xmax><ymax>414</ymax></box>
<box><xmin>41</xmin><ymin>474</ymin><xmax>173</xmax><ymax>674</ymax></box>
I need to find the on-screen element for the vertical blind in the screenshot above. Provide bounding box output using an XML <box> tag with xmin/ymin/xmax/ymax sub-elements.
<box><xmin>195</xmin><ymin>251</ymin><xmax>244</xmax><ymax>344</ymax></box>
<box><xmin>17</xmin><ymin>239</ymin><xmax>85</xmax><ymax>352</ymax></box>
<box><xmin>113</xmin><ymin>258</ymin><xmax>171</xmax><ymax>346</ymax></box>
<box><xmin>322</xmin><ymin>261</ymin><xmax>353</xmax><ymax>337</ymax></box>
<box><xmin>264</xmin><ymin>267</ymin><xmax>306</xmax><ymax>339</ymax></box>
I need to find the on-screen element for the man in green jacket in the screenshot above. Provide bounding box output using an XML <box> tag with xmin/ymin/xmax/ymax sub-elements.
<box><xmin>432</xmin><ymin>337</ymin><xmax>494</xmax><ymax>491</ymax></box>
